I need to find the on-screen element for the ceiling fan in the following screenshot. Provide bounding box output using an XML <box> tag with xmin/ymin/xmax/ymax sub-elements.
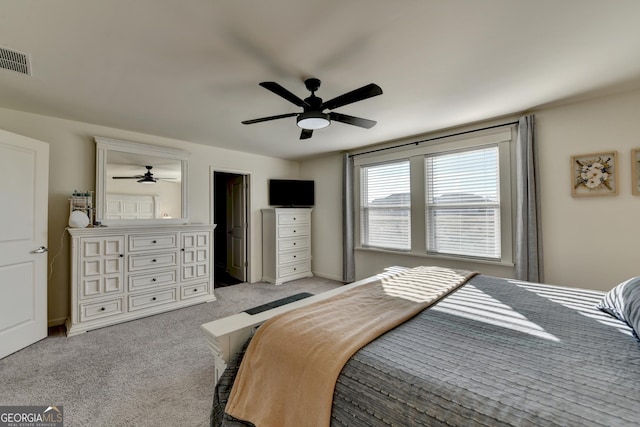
<box><xmin>112</xmin><ymin>166</ymin><xmax>176</xmax><ymax>184</ymax></box>
<box><xmin>242</xmin><ymin>78</ymin><xmax>383</xmax><ymax>139</ymax></box>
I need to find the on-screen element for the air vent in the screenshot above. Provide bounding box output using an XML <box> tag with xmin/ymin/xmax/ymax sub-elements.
<box><xmin>0</xmin><ymin>47</ymin><xmax>31</xmax><ymax>75</ymax></box>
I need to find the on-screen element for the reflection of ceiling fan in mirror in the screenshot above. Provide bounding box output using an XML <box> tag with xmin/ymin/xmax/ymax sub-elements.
<box><xmin>112</xmin><ymin>166</ymin><xmax>177</xmax><ymax>184</ymax></box>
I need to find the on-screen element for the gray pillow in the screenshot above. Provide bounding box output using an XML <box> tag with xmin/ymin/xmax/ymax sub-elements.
<box><xmin>597</xmin><ymin>276</ymin><xmax>640</xmax><ymax>340</ymax></box>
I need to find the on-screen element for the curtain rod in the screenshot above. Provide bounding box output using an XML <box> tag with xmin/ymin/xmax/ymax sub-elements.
<box><xmin>349</xmin><ymin>120</ymin><xmax>520</xmax><ymax>158</ymax></box>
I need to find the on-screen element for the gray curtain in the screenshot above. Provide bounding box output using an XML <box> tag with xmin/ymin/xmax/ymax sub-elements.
<box><xmin>515</xmin><ymin>114</ymin><xmax>544</xmax><ymax>282</ymax></box>
<box><xmin>342</xmin><ymin>153</ymin><xmax>355</xmax><ymax>282</ymax></box>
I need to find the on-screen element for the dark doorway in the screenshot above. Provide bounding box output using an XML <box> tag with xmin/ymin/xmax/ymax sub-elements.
<box><xmin>214</xmin><ymin>171</ymin><xmax>248</xmax><ymax>287</ymax></box>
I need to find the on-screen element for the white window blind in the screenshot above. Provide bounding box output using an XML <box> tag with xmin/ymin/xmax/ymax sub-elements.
<box><xmin>425</xmin><ymin>146</ymin><xmax>501</xmax><ymax>259</ymax></box>
<box><xmin>360</xmin><ymin>160</ymin><xmax>411</xmax><ymax>250</ymax></box>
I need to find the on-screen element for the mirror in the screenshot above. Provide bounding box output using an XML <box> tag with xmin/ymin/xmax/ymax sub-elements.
<box><xmin>95</xmin><ymin>137</ymin><xmax>189</xmax><ymax>225</ymax></box>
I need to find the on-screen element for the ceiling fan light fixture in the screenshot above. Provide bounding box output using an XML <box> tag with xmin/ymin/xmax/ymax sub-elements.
<box><xmin>296</xmin><ymin>111</ymin><xmax>330</xmax><ymax>130</ymax></box>
<box><xmin>137</xmin><ymin>176</ymin><xmax>157</xmax><ymax>184</ymax></box>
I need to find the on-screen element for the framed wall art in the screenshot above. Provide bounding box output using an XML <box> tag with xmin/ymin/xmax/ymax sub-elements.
<box><xmin>632</xmin><ymin>148</ymin><xmax>640</xmax><ymax>195</ymax></box>
<box><xmin>571</xmin><ymin>151</ymin><xmax>618</xmax><ymax>197</ymax></box>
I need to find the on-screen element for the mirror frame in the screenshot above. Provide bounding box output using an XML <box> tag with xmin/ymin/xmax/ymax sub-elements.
<box><xmin>95</xmin><ymin>136</ymin><xmax>190</xmax><ymax>226</ymax></box>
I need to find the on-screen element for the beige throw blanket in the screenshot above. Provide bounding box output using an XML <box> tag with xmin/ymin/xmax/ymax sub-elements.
<box><xmin>225</xmin><ymin>266</ymin><xmax>477</xmax><ymax>427</ymax></box>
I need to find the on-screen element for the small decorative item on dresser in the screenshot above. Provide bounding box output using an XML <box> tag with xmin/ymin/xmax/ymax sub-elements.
<box><xmin>69</xmin><ymin>190</ymin><xmax>94</xmax><ymax>225</ymax></box>
<box><xmin>631</xmin><ymin>148</ymin><xmax>640</xmax><ymax>195</ymax></box>
<box><xmin>68</xmin><ymin>210</ymin><xmax>90</xmax><ymax>228</ymax></box>
<box><xmin>571</xmin><ymin>151</ymin><xmax>618</xmax><ymax>197</ymax></box>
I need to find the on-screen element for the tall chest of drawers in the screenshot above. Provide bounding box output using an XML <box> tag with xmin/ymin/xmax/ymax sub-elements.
<box><xmin>261</xmin><ymin>208</ymin><xmax>313</xmax><ymax>285</ymax></box>
<box><xmin>66</xmin><ymin>224</ymin><xmax>215</xmax><ymax>336</ymax></box>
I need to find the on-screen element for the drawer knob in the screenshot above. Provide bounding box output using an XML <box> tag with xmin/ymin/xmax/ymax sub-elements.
<box><xmin>152</xmin><ymin>240</ymin><xmax>157</xmax><ymax>243</ymax></box>
<box><xmin>119</xmin><ymin>254</ymin><xmax>124</xmax><ymax>257</ymax></box>
<box><xmin>193</xmin><ymin>288</ymin><xmax>198</xmax><ymax>292</ymax></box>
<box><xmin>152</xmin><ymin>259</ymin><xmax>157</xmax><ymax>262</ymax></box>
<box><xmin>293</xmin><ymin>230</ymin><xmax>296</xmax><ymax>233</ymax></box>
<box><xmin>152</xmin><ymin>278</ymin><xmax>157</xmax><ymax>282</ymax></box>
<box><xmin>100</xmin><ymin>307</ymin><xmax>106</xmax><ymax>311</ymax></box>
<box><xmin>152</xmin><ymin>297</ymin><xmax>157</xmax><ymax>301</ymax></box>
<box><xmin>293</xmin><ymin>243</ymin><xmax>296</xmax><ymax>246</ymax></box>
<box><xmin>293</xmin><ymin>217</ymin><xmax>296</xmax><ymax>220</ymax></box>
<box><xmin>293</xmin><ymin>255</ymin><xmax>297</xmax><ymax>258</ymax></box>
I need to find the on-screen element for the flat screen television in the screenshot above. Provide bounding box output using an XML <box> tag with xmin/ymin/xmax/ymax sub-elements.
<box><xmin>269</xmin><ymin>179</ymin><xmax>315</xmax><ymax>207</ymax></box>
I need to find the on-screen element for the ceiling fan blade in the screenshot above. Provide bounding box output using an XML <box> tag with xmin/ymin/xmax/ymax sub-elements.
<box><xmin>112</xmin><ymin>176</ymin><xmax>143</xmax><ymax>179</ymax></box>
<box><xmin>259</xmin><ymin>82</ymin><xmax>310</xmax><ymax>108</ymax></box>
<box><xmin>321</xmin><ymin>83</ymin><xmax>382</xmax><ymax>111</ymax></box>
<box><xmin>329</xmin><ymin>112</ymin><xmax>377</xmax><ymax>129</ymax></box>
<box><xmin>300</xmin><ymin>129</ymin><xmax>313</xmax><ymax>140</ymax></box>
<box><xmin>242</xmin><ymin>112</ymin><xmax>298</xmax><ymax>125</ymax></box>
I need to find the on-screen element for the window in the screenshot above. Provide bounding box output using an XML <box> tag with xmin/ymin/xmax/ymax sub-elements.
<box><xmin>354</xmin><ymin>127</ymin><xmax>513</xmax><ymax>264</ymax></box>
<box><xmin>425</xmin><ymin>146</ymin><xmax>501</xmax><ymax>259</ymax></box>
<box><xmin>360</xmin><ymin>160</ymin><xmax>411</xmax><ymax>250</ymax></box>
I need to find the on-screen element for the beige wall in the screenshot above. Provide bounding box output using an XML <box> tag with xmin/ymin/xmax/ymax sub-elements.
<box><xmin>0</xmin><ymin>107</ymin><xmax>299</xmax><ymax>325</ymax></box>
<box><xmin>302</xmin><ymin>87</ymin><xmax>640</xmax><ymax>292</ymax></box>
<box><xmin>299</xmin><ymin>155</ymin><xmax>344</xmax><ymax>282</ymax></box>
<box><xmin>536</xmin><ymin>88</ymin><xmax>640</xmax><ymax>291</ymax></box>
<box><xmin>3</xmin><ymin>85</ymin><xmax>639</xmax><ymax>325</ymax></box>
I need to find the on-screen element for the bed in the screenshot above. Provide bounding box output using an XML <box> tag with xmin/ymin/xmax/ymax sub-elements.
<box><xmin>203</xmin><ymin>266</ymin><xmax>640</xmax><ymax>427</ymax></box>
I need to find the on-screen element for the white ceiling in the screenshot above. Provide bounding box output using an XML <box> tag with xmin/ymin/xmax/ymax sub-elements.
<box><xmin>2</xmin><ymin>0</ymin><xmax>640</xmax><ymax>160</ymax></box>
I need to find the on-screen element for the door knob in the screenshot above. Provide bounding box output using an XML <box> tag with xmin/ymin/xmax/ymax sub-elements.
<box><xmin>32</xmin><ymin>246</ymin><xmax>48</xmax><ymax>254</ymax></box>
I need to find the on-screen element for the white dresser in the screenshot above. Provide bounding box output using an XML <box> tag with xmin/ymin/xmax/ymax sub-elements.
<box><xmin>261</xmin><ymin>208</ymin><xmax>313</xmax><ymax>285</ymax></box>
<box><xmin>66</xmin><ymin>224</ymin><xmax>216</xmax><ymax>336</ymax></box>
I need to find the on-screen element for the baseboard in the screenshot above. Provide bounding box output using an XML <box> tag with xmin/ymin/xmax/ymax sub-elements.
<box><xmin>48</xmin><ymin>317</ymin><xmax>67</xmax><ymax>327</ymax></box>
<box><xmin>312</xmin><ymin>271</ymin><xmax>345</xmax><ymax>283</ymax></box>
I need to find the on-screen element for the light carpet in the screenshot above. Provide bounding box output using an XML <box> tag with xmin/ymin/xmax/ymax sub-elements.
<box><xmin>0</xmin><ymin>277</ymin><xmax>343</xmax><ymax>427</ymax></box>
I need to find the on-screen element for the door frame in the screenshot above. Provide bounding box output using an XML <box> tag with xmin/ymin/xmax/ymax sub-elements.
<box><xmin>210</xmin><ymin>166</ymin><xmax>251</xmax><ymax>283</ymax></box>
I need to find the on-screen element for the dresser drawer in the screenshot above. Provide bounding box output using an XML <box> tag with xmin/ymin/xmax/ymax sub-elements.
<box><xmin>181</xmin><ymin>262</ymin><xmax>209</xmax><ymax>281</ymax></box>
<box><xmin>278</xmin><ymin>260</ymin><xmax>310</xmax><ymax>278</ymax></box>
<box><xmin>129</xmin><ymin>288</ymin><xmax>177</xmax><ymax>312</ymax></box>
<box><xmin>128</xmin><ymin>252</ymin><xmax>178</xmax><ymax>272</ymax></box>
<box><xmin>278</xmin><ymin>248</ymin><xmax>308</xmax><ymax>264</ymax></box>
<box><xmin>278</xmin><ymin>213</ymin><xmax>309</xmax><ymax>225</ymax></box>
<box><xmin>80</xmin><ymin>236</ymin><xmax>124</xmax><ymax>258</ymax></box>
<box><xmin>128</xmin><ymin>269</ymin><xmax>178</xmax><ymax>292</ymax></box>
<box><xmin>80</xmin><ymin>274</ymin><xmax>124</xmax><ymax>300</ymax></box>
<box><xmin>128</xmin><ymin>233</ymin><xmax>178</xmax><ymax>252</ymax></box>
<box><xmin>278</xmin><ymin>225</ymin><xmax>309</xmax><ymax>238</ymax></box>
<box><xmin>79</xmin><ymin>298</ymin><xmax>124</xmax><ymax>322</ymax></box>
<box><xmin>181</xmin><ymin>281</ymin><xmax>210</xmax><ymax>300</ymax></box>
<box><xmin>277</xmin><ymin>237</ymin><xmax>309</xmax><ymax>251</ymax></box>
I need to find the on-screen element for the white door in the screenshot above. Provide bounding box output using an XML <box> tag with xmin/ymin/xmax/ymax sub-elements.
<box><xmin>0</xmin><ymin>129</ymin><xmax>49</xmax><ymax>359</ymax></box>
<box><xmin>226</xmin><ymin>175</ymin><xmax>246</xmax><ymax>281</ymax></box>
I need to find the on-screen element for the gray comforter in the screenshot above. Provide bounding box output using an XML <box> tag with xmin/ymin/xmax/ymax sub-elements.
<box><xmin>212</xmin><ymin>275</ymin><xmax>640</xmax><ymax>426</ymax></box>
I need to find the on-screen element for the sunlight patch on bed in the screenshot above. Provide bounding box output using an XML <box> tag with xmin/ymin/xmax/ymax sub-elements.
<box><xmin>508</xmin><ymin>280</ymin><xmax>634</xmax><ymax>337</ymax></box>
<box><xmin>431</xmin><ymin>285</ymin><xmax>561</xmax><ymax>342</ymax></box>
<box><xmin>380</xmin><ymin>266</ymin><xmax>473</xmax><ymax>303</ymax></box>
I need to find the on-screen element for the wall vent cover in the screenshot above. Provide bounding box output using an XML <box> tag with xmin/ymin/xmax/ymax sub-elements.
<box><xmin>0</xmin><ymin>46</ymin><xmax>31</xmax><ymax>75</ymax></box>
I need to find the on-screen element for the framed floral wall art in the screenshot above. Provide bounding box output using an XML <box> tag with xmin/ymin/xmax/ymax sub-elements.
<box><xmin>632</xmin><ymin>148</ymin><xmax>640</xmax><ymax>195</ymax></box>
<box><xmin>571</xmin><ymin>151</ymin><xmax>618</xmax><ymax>197</ymax></box>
